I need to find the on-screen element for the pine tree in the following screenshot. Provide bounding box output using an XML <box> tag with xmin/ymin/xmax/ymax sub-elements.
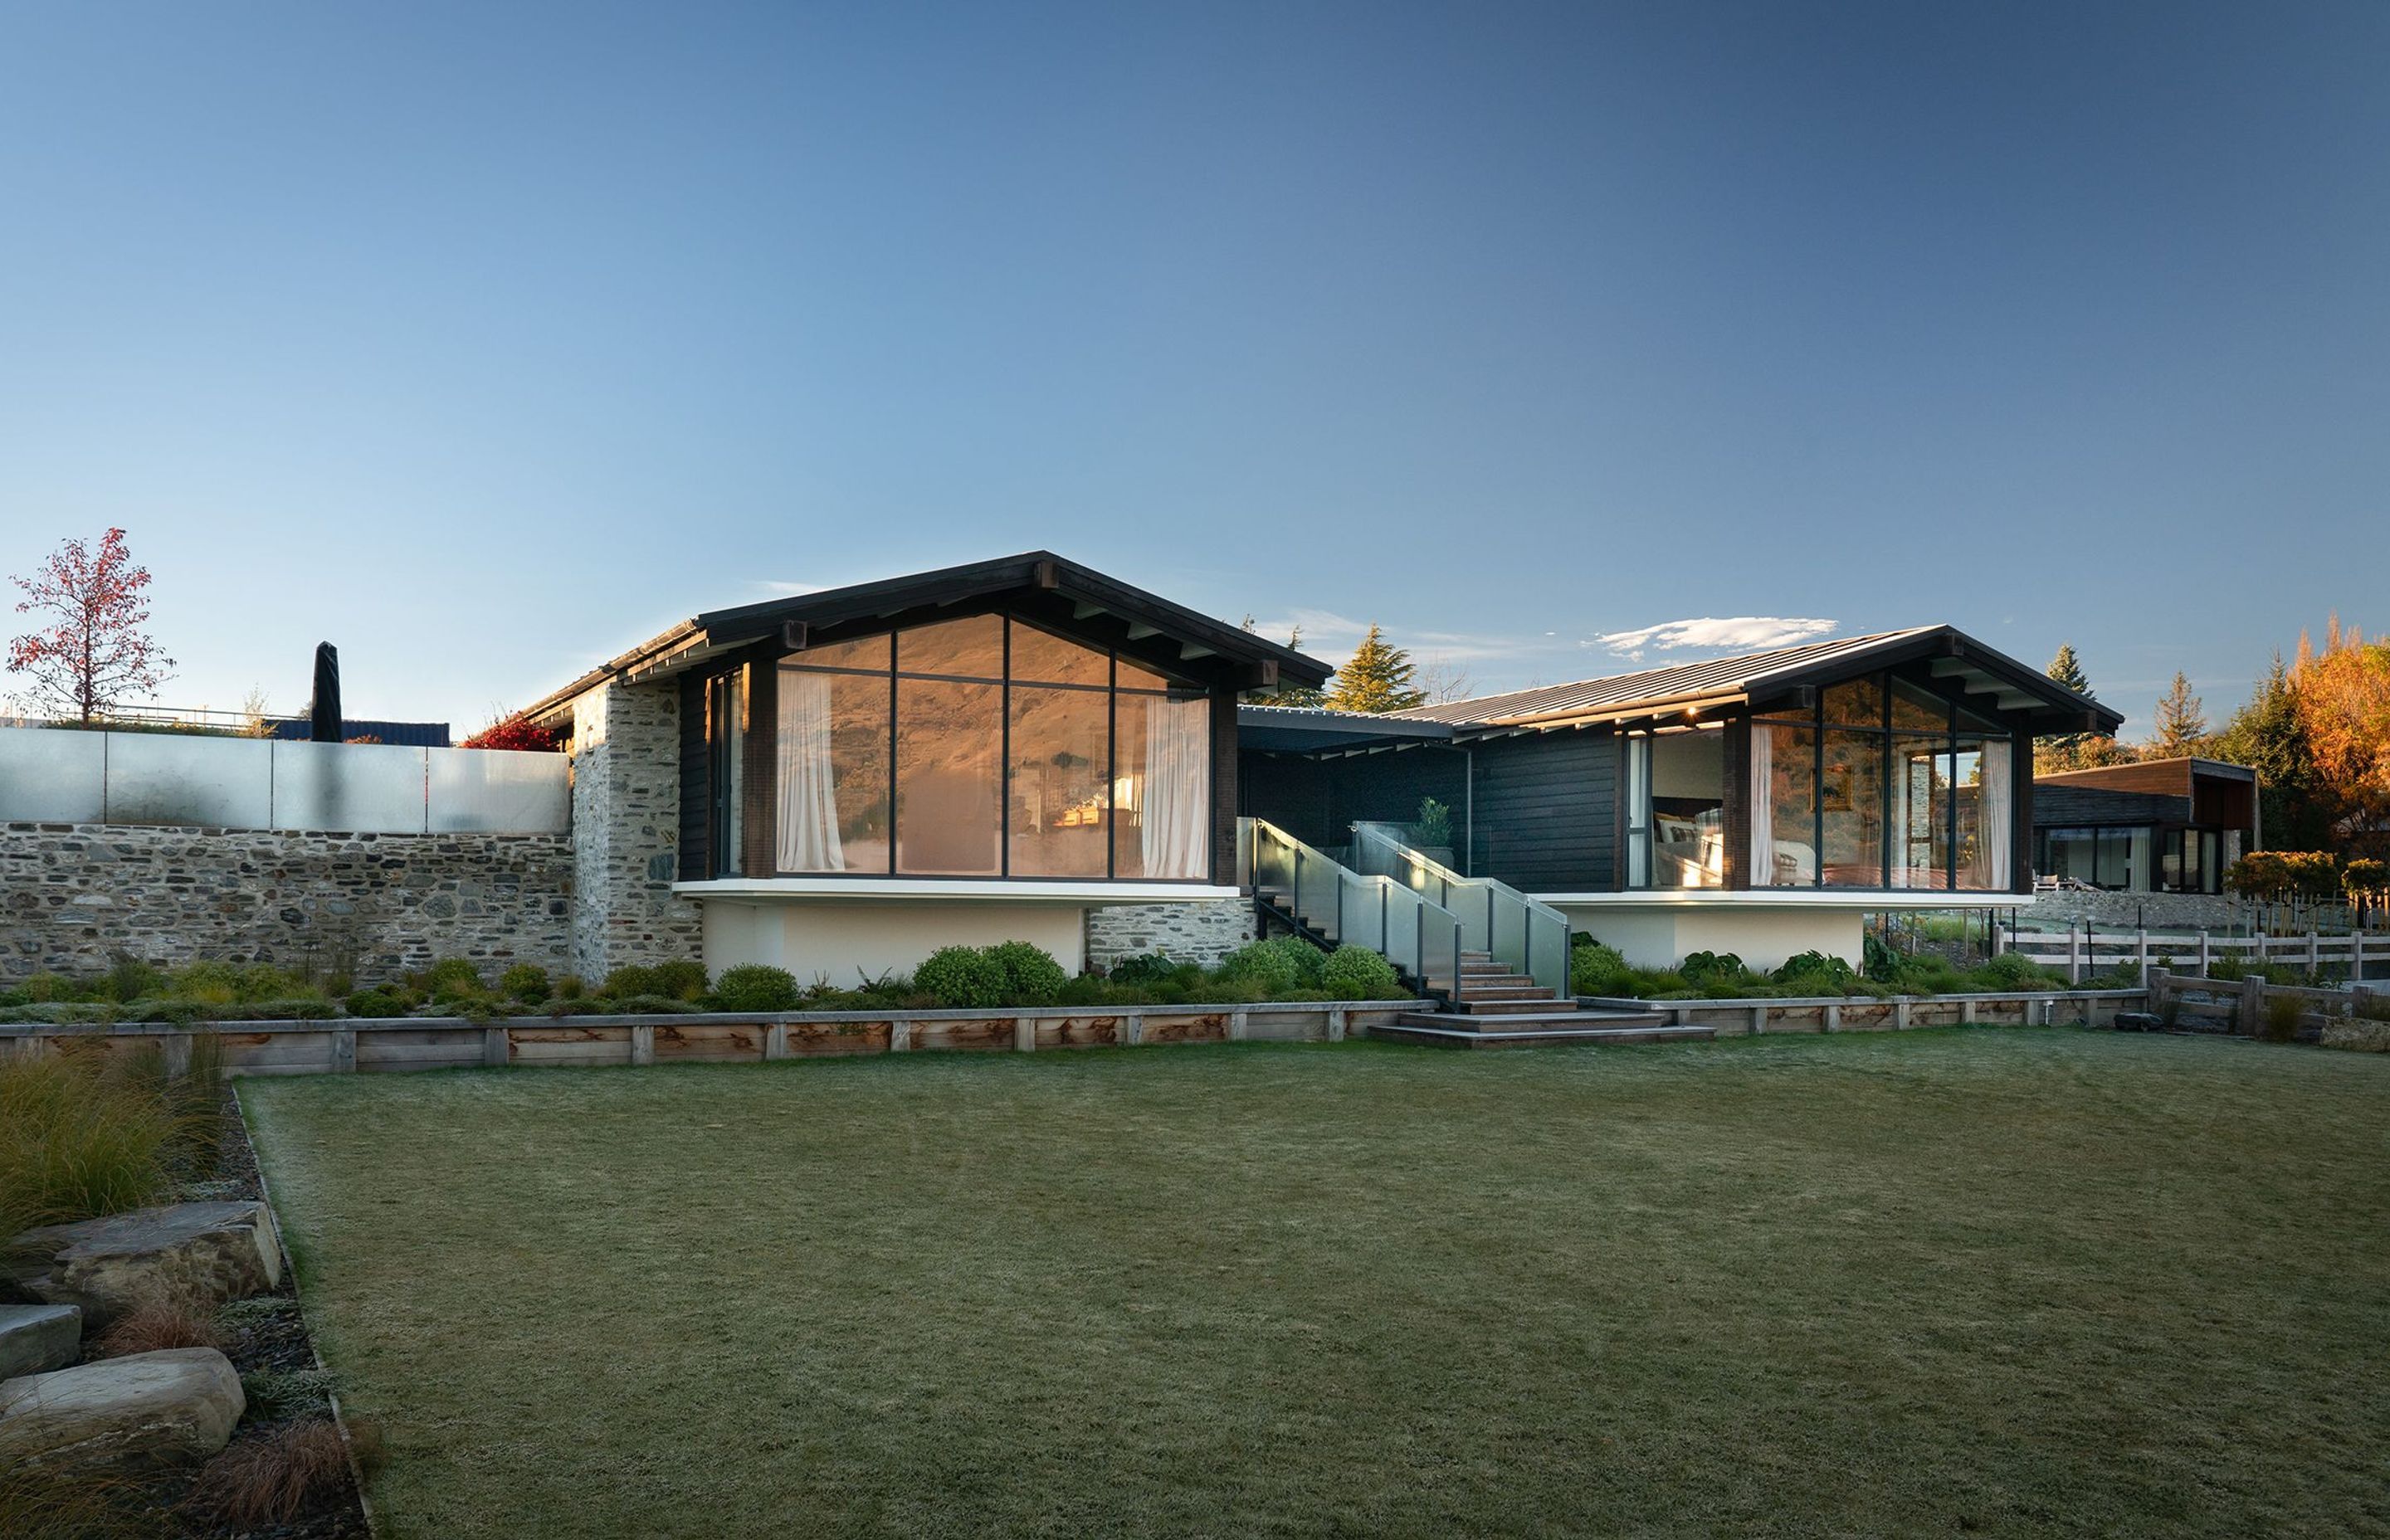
<box><xmin>2034</xmin><ymin>642</ymin><xmax>2119</xmax><ymax>772</ymax></box>
<box><xmin>2046</xmin><ymin>643</ymin><xmax>2092</xmax><ymax>696</ymax></box>
<box><xmin>2217</xmin><ymin>653</ymin><xmax>2327</xmax><ymax>850</ymax></box>
<box><xmin>1323</xmin><ymin>625</ymin><xmax>1426</xmax><ymax>714</ymax></box>
<box><xmin>2150</xmin><ymin>671</ymin><xmax>2209</xmax><ymax>757</ymax></box>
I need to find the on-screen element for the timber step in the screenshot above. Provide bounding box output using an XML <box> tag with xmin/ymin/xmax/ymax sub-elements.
<box><xmin>1453</xmin><ymin>983</ymin><xmax>1552</xmax><ymax>1000</ymax></box>
<box><xmin>1372</xmin><ymin>1018</ymin><xmax>1712</xmax><ymax>1050</ymax></box>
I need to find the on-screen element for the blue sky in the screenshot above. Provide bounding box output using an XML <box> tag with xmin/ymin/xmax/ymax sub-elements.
<box><xmin>2</xmin><ymin>2</ymin><xmax>2383</xmax><ymax>738</ymax></box>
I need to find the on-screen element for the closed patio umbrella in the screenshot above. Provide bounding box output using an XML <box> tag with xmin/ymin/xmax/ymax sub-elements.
<box><xmin>308</xmin><ymin>642</ymin><xmax>342</xmax><ymax>743</ymax></box>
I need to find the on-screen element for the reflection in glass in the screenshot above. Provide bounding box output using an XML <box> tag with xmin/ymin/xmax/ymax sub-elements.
<box><xmin>898</xmin><ymin>613</ymin><xmax>1004</xmax><ymax>680</ymax></box>
<box><xmin>1007</xmin><ymin>685</ymin><xmax>1110</xmax><ymax>877</ymax></box>
<box><xmin>1008</xmin><ymin>621</ymin><xmax>1109</xmax><ymax>687</ymax></box>
<box><xmin>777</xmin><ymin>665</ymin><xmax>890</xmax><ymax>872</ymax></box>
<box><xmin>895</xmin><ymin>677</ymin><xmax>1002</xmax><ymax>874</ymax></box>
<box><xmin>1753</xmin><ymin>723</ymin><xmax>1818</xmax><ymax>886</ymax></box>
<box><xmin>1646</xmin><ymin>729</ymin><xmax>1725</xmax><ymax>888</ymax></box>
<box><xmin>1822</xmin><ymin>729</ymin><xmax>1885</xmax><ymax>886</ymax></box>
<box><xmin>1114</xmin><ymin>691</ymin><xmax>1212</xmax><ymax>879</ymax></box>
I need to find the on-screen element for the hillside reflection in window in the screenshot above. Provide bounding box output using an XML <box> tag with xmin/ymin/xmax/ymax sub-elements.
<box><xmin>774</xmin><ymin>616</ymin><xmax>1209</xmax><ymax>880</ymax></box>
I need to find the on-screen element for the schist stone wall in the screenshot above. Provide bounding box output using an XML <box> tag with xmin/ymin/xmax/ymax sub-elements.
<box><xmin>2026</xmin><ymin>888</ymin><xmax>2247</xmax><ymax>933</ymax></box>
<box><xmin>1084</xmin><ymin>898</ymin><xmax>1256</xmax><ymax>970</ymax></box>
<box><xmin>0</xmin><ymin>822</ymin><xmax>573</xmax><ymax>980</ymax></box>
<box><xmin>568</xmin><ymin>680</ymin><xmax>704</xmax><ymax>980</ymax></box>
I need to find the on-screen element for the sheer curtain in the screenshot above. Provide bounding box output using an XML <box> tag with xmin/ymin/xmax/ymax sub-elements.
<box><xmin>1972</xmin><ymin>743</ymin><xmax>2012</xmax><ymax>889</ymax></box>
<box><xmin>1749</xmin><ymin>724</ymin><xmax>1775</xmax><ymax>885</ymax></box>
<box><xmin>1140</xmin><ymin>694</ymin><xmax>1211</xmax><ymax>880</ymax></box>
<box><xmin>776</xmin><ymin>670</ymin><xmax>844</xmax><ymax>872</ymax></box>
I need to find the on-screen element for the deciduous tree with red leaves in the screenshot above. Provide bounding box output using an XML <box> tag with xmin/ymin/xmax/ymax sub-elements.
<box><xmin>7</xmin><ymin>528</ymin><xmax>175</xmax><ymax>724</ymax></box>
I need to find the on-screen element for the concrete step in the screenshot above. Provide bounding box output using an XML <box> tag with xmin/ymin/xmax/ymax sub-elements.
<box><xmin>1453</xmin><ymin>983</ymin><xmax>1551</xmax><ymax>1001</ymax></box>
<box><xmin>1396</xmin><ymin>1009</ymin><xmax>1652</xmax><ymax>1031</ymax></box>
<box><xmin>1447</xmin><ymin>997</ymin><xmax>1580</xmax><ymax>1016</ymax></box>
<box><xmin>1372</xmin><ymin>1019</ymin><xmax>1712</xmax><ymax>1050</ymax></box>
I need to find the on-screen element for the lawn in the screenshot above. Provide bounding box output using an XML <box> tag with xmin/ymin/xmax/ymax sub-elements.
<box><xmin>240</xmin><ymin>1030</ymin><xmax>2390</xmax><ymax>1539</ymax></box>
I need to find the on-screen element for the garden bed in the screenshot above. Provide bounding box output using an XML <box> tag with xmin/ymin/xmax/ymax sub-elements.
<box><xmin>1</xmin><ymin>999</ymin><xmax>1426</xmax><ymax>1079</ymax></box>
<box><xmin>1578</xmin><ymin>987</ymin><xmax>2149</xmax><ymax>1034</ymax></box>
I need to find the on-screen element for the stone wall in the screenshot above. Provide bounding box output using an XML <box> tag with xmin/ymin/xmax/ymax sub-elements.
<box><xmin>2025</xmin><ymin>888</ymin><xmax>2247</xmax><ymax>932</ymax></box>
<box><xmin>1085</xmin><ymin>899</ymin><xmax>1256</xmax><ymax>970</ymax></box>
<box><xmin>0</xmin><ymin>821</ymin><xmax>573</xmax><ymax>983</ymax></box>
<box><xmin>569</xmin><ymin>680</ymin><xmax>703</xmax><ymax>980</ymax></box>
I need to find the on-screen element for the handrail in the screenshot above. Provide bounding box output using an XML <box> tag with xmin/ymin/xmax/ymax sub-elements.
<box><xmin>1239</xmin><ymin>818</ymin><xmax>1464</xmax><ymax>1001</ymax></box>
<box><xmin>1349</xmin><ymin>821</ymin><xmax>1573</xmax><ymax>997</ymax></box>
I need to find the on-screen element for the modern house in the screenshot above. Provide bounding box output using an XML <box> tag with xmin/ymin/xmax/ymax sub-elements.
<box><xmin>1240</xmin><ymin>629</ymin><xmax>2121</xmax><ymax>969</ymax></box>
<box><xmin>2031</xmin><ymin>757</ymin><xmax>2259</xmax><ymax>894</ymax></box>
<box><xmin>516</xmin><ymin>553</ymin><xmax>1329</xmax><ymax>982</ymax></box>
<box><xmin>505</xmin><ymin>555</ymin><xmax>2122</xmax><ymax>983</ymax></box>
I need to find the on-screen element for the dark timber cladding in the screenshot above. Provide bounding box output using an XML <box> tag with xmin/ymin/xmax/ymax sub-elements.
<box><xmin>1467</xmin><ymin>729</ymin><xmax>1617</xmax><ymax>890</ymax></box>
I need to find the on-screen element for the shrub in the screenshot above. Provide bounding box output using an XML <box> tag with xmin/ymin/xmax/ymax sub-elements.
<box><xmin>188</xmin><ymin>1416</ymin><xmax>354</xmax><ymax>1528</ymax></box>
<box><xmin>598</xmin><ymin>964</ymin><xmax>662</xmax><ymax>1000</ymax></box>
<box><xmin>2227</xmin><ymin>849</ymin><xmax>2339</xmax><ymax>898</ymax></box>
<box><xmin>0</xmin><ymin>1053</ymin><xmax>180</xmax><ymax>1235</ymax></box>
<box><xmin>1677</xmin><ymin>951</ymin><xmax>1750</xmax><ymax>992</ymax></box>
<box><xmin>22</xmin><ymin>971</ymin><xmax>83</xmax><ymax>1003</ymax></box>
<box><xmin>1105</xmin><ymin>953</ymin><xmax>1181</xmax><ymax>984</ymax></box>
<box><xmin>419</xmin><ymin>958</ymin><xmax>485</xmax><ymax>1001</ymax></box>
<box><xmin>2261</xmin><ymin>992</ymin><xmax>2306</xmax><ymax>1044</ymax></box>
<box><xmin>1570</xmin><ymin>943</ymin><xmax>1630</xmax><ymax>996</ymax></box>
<box><xmin>651</xmin><ymin>958</ymin><xmax>710</xmax><ymax>1002</ymax></box>
<box><xmin>102</xmin><ymin>955</ymin><xmax>170</xmax><ymax>1003</ymax></box>
<box><xmin>1974</xmin><ymin>952</ymin><xmax>2061</xmax><ymax>991</ymax></box>
<box><xmin>984</xmin><ymin>942</ymin><xmax>1067</xmax><ymax>1006</ymax></box>
<box><xmin>238</xmin><ymin>1367</ymin><xmax>339</xmax><ymax>1421</ymax></box>
<box><xmin>1320</xmin><ymin>945</ymin><xmax>1402</xmax><ymax>998</ymax></box>
<box><xmin>2344</xmin><ymin>858</ymin><xmax>2389</xmax><ymax>895</ymax></box>
<box><xmin>1771</xmin><ymin>950</ymin><xmax>1857</xmax><ymax>990</ymax></box>
<box><xmin>1221</xmin><ymin>936</ymin><xmax>1324</xmax><ymax>992</ymax></box>
<box><xmin>914</xmin><ymin>946</ymin><xmax>1011</xmax><ymax>1009</ymax></box>
<box><xmin>710</xmin><ymin>964</ymin><xmax>800</xmax><ymax>1013</ymax></box>
<box><xmin>497</xmin><ymin>964</ymin><xmax>551</xmax><ymax>1005</ymax></box>
<box><xmin>91</xmin><ymin>1296</ymin><xmax>225</xmax><ymax>1358</ymax></box>
<box><xmin>0</xmin><ymin>1465</ymin><xmax>163</xmax><ymax>1540</ymax></box>
<box><xmin>344</xmin><ymin>987</ymin><xmax>408</xmax><ymax>1019</ymax></box>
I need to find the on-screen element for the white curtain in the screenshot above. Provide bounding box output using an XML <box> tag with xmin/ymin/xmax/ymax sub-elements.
<box><xmin>1140</xmin><ymin>694</ymin><xmax>1211</xmax><ymax>880</ymax></box>
<box><xmin>776</xmin><ymin>670</ymin><xmax>844</xmax><ymax>872</ymax></box>
<box><xmin>1749</xmin><ymin>724</ymin><xmax>1775</xmax><ymax>885</ymax></box>
<box><xmin>1973</xmin><ymin>742</ymin><xmax>2012</xmax><ymax>889</ymax></box>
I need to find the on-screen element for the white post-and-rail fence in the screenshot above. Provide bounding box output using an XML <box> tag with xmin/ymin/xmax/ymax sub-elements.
<box><xmin>2004</xmin><ymin>924</ymin><xmax>2385</xmax><ymax>987</ymax></box>
<box><xmin>2145</xmin><ymin>968</ymin><xmax>2388</xmax><ymax>1041</ymax></box>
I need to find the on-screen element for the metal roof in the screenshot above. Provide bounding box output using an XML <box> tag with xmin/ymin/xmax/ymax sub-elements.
<box><xmin>1236</xmin><ymin>704</ymin><xmax>1456</xmax><ymax>753</ymax></box>
<box><xmin>1388</xmin><ymin>626</ymin><xmax>2120</xmax><ymax>735</ymax></box>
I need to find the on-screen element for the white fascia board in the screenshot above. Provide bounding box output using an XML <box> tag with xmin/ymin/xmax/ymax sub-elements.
<box><xmin>1534</xmin><ymin>889</ymin><xmax>2036</xmax><ymax>913</ymax></box>
<box><xmin>673</xmin><ymin>879</ymin><xmax>1242</xmax><ymax>907</ymax></box>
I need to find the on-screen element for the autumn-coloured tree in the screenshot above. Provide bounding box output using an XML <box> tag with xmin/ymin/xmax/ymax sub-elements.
<box><xmin>2292</xmin><ymin>617</ymin><xmax>2390</xmax><ymax>857</ymax></box>
<box><xmin>7</xmin><ymin>529</ymin><xmax>173</xmax><ymax>724</ymax></box>
<box><xmin>461</xmin><ymin>709</ymin><xmax>563</xmax><ymax>752</ymax></box>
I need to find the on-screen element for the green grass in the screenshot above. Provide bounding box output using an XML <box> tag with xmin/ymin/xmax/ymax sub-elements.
<box><xmin>241</xmin><ymin>1031</ymin><xmax>2390</xmax><ymax>1539</ymax></box>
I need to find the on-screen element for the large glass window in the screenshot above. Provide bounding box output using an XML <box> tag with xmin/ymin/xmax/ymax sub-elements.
<box><xmin>709</xmin><ymin>670</ymin><xmax>744</xmax><ymax>877</ymax></box>
<box><xmin>1825</xmin><ymin>729</ymin><xmax>1889</xmax><ymax>887</ymax></box>
<box><xmin>1632</xmin><ymin>729</ymin><xmax>1725</xmax><ymax>888</ymax></box>
<box><xmin>1745</xmin><ymin>672</ymin><xmax>2010</xmax><ymax>891</ymax></box>
<box><xmin>769</xmin><ymin>614</ymin><xmax>1209</xmax><ymax>881</ymax></box>
<box><xmin>1753</xmin><ymin>721</ymin><xmax>1818</xmax><ymax>887</ymax></box>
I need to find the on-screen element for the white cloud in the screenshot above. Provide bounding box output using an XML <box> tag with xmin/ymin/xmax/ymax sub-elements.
<box><xmin>1248</xmin><ymin>609</ymin><xmax>1542</xmax><ymax>669</ymax></box>
<box><xmin>754</xmin><ymin>580</ymin><xmax>825</xmax><ymax>597</ymax></box>
<box><xmin>1590</xmin><ymin>616</ymin><xmax>1839</xmax><ymax>663</ymax></box>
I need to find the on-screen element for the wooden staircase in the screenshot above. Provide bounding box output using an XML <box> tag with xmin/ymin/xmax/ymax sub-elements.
<box><xmin>1369</xmin><ymin>951</ymin><xmax>1714</xmax><ymax>1050</ymax></box>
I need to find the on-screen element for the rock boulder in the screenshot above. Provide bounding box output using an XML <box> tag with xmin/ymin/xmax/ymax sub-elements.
<box><xmin>1</xmin><ymin>1201</ymin><xmax>280</xmax><ymax>1325</ymax></box>
<box><xmin>0</xmin><ymin>1302</ymin><xmax>82</xmax><ymax>1379</ymax></box>
<box><xmin>0</xmin><ymin>1347</ymin><xmax>245</xmax><ymax>1471</ymax></box>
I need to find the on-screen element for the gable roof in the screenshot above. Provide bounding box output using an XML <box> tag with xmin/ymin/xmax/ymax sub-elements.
<box><xmin>1392</xmin><ymin>625</ymin><xmax>2122</xmax><ymax>736</ymax></box>
<box><xmin>519</xmin><ymin>551</ymin><xmax>1330</xmax><ymax>725</ymax></box>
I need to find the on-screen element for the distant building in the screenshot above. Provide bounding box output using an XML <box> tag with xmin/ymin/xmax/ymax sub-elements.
<box><xmin>2030</xmin><ymin>757</ymin><xmax>2259</xmax><ymax>894</ymax></box>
